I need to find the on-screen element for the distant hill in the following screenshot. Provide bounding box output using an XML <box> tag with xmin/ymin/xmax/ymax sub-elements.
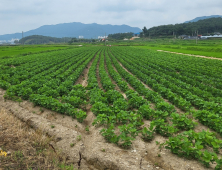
<box><xmin>0</xmin><ymin>22</ymin><xmax>141</xmax><ymax>41</ymax></box>
<box><xmin>18</xmin><ymin>35</ymin><xmax>72</xmax><ymax>44</ymax></box>
<box><xmin>184</xmin><ymin>15</ymin><xmax>222</xmax><ymax>23</ymax></box>
<box><xmin>142</xmin><ymin>17</ymin><xmax>222</xmax><ymax>38</ymax></box>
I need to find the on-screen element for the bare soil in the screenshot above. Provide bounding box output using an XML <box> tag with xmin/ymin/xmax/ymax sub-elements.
<box><xmin>0</xmin><ymin>108</ymin><xmax>76</xmax><ymax>170</ymax></box>
<box><xmin>96</xmin><ymin>53</ymin><xmax>104</xmax><ymax>90</ymax></box>
<box><xmin>104</xmin><ymin>56</ymin><xmax>127</xmax><ymax>100</ymax></box>
<box><xmin>75</xmin><ymin>53</ymin><xmax>97</xmax><ymax>87</ymax></box>
<box><xmin>111</xmin><ymin>62</ymin><xmax>135</xmax><ymax>91</ymax></box>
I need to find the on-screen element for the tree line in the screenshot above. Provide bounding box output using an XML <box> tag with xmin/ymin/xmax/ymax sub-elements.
<box><xmin>17</xmin><ymin>35</ymin><xmax>98</xmax><ymax>44</ymax></box>
<box><xmin>141</xmin><ymin>17</ymin><xmax>222</xmax><ymax>38</ymax></box>
<box><xmin>108</xmin><ymin>32</ymin><xmax>134</xmax><ymax>40</ymax></box>
<box><xmin>17</xmin><ymin>35</ymin><xmax>72</xmax><ymax>44</ymax></box>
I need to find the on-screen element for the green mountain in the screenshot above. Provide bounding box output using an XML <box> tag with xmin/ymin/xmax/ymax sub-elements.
<box><xmin>0</xmin><ymin>22</ymin><xmax>141</xmax><ymax>41</ymax></box>
<box><xmin>18</xmin><ymin>35</ymin><xmax>72</xmax><ymax>44</ymax></box>
<box><xmin>184</xmin><ymin>15</ymin><xmax>222</xmax><ymax>23</ymax></box>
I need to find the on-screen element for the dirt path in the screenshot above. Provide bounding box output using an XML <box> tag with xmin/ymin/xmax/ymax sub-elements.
<box><xmin>157</xmin><ymin>50</ymin><xmax>222</xmax><ymax>61</ymax></box>
<box><xmin>75</xmin><ymin>52</ymin><xmax>98</xmax><ymax>87</ymax></box>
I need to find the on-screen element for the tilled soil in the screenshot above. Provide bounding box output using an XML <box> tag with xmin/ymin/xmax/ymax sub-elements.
<box><xmin>75</xmin><ymin>53</ymin><xmax>97</xmax><ymax>87</ymax></box>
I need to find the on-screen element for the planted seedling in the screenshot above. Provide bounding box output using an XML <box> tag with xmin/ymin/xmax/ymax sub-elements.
<box><xmin>77</xmin><ymin>135</ymin><xmax>82</xmax><ymax>141</ymax></box>
<box><xmin>39</xmin><ymin>108</ymin><xmax>44</xmax><ymax>113</ymax></box>
<box><xmin>70</xmin><ymin>143</ymin><xmax>75</xmax><ymax>147</ymax></box>
<box><xmin>85</xmin><ymin>126</ymin><xmax>89</xmax><ymax>132</ymax></box>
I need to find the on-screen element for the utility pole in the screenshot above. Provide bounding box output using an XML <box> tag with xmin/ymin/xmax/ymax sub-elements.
<box><xmin>196</xmin><ymin>30</ymin><xmax>198</xmax><ymax>44</ymax></box>
<box><xmin>22</xmin><ymin>31</ymin><xmax>24</xmax><ymax>46</ymax></box>
<box><xmin>105</xmin><ymin>33</ymin><xmax>106</xmax><ymax>46</ymax></box>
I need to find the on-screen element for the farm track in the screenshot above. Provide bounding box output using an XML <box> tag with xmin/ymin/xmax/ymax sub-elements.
<box><xmin>157</xmin><ymin>50</ymin><xmax>222</xmax><ymax>61</ymax></box>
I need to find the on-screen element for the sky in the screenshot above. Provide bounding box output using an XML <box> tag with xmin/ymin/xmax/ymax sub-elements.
<box><xmin>1</xmin><ymin>0</ymin><xmax>222</xmax><ymax>35</ymax></box>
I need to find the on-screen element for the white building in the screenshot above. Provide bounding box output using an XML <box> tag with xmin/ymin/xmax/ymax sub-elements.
<box><xmin>98</xmin><ymin>36</ymin><xmax>108</xmax><ymax>39</ymax></box>
<box><xmin>0</xmin><ymin>38</ymin><xmax>19</xmax><ymax>44</ymax></box>
<box><xmin>201</xmin><ymin>35</ymin><xmax>222</xmax><ymax>39</ymax></box>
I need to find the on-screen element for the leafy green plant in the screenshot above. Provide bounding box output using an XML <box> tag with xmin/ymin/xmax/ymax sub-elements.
<box><xmin>141</xmin><ymin>127</ymin><xmax>154</xmax><ymax>142</ymax></box>
<box><xmin>118</xmin><ymin>124</ymin><xmax>138</xmax><ymax>148</ymax></box>
<box><xmin>170</xmin><ymin>113</ymin><xmax>198</xmax><ymax>130</ymax></box>
<box><xmin>164</xmin><ymin>130</ymin><xmax>222</xmax><ymax>168</ymax></box>
<box><xmin>91</xmin><ymin>102</ymin><xmax>112</xmax><ymax>116</ymax></box>
<box><xmin>138</xmin><ymin>104</ymin><xmax>154</xmax><ymax>120</ymax></box>
<box><xmin>100</xmin><ymin>124</ymin><xmax>119</xmax><ymax>144</ymax></box>
<box><xmin>75</xmin><ymin>110</ymin><xmax>87</xmax><ymax>123</ymax></box>
<box><xmin>151</xmin><ymin>119</ymin><xmax>178</xmax><ymax>137</ymax></box>
<box><xmin>155</xmin><ymin>102</ymin><xmax>175</xmax><ymax>113</ymax></box>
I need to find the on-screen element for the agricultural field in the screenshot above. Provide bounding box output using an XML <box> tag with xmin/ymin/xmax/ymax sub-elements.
<box><xmin>0</xmin><ymin>46</ymin><xmax>222</xmax><ymax>169</ymax></box>
<box><xmin>134</xmin><ymin>39</ymin><xmax>222</xmax><ymax>58</ymax></box>
<box><xmin>0</xmin><ymin>45</ymin><xmax>69</xmax><ymax>58</ymax></box>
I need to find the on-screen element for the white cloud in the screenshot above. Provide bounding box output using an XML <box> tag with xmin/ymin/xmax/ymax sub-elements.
<box><xmin>0</xmin><ymin>0</ymin><xmax>222</xmax><ymax>34</ymax></box>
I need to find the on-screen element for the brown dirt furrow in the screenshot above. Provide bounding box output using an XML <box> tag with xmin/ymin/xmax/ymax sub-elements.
<box><xmin>104</xmin><ymin>55</ymin><xmax>127</xmax><ymax>100</ymax></box>
<box><xmin>111</xmin><ymin>62</ymin><xmax>135</xmax><ymax>91</ymax></box>
<box><xmin>75</xmin><ymin>52</ymin><xmax>98</xmax><ymax>87</ymax></box>
<box><xmin>96</xmin><ymin>52</ymin><xmax>104</xmax><ymax>90</ymax></box>
<box><xmin>115</xmin><ymin>59</ymin><xmax>220</xmax><ymax>141</ymax></box>
<box><xmin>157</xmin><ymin>50</ymin><xmax>222</xmax><ymax>61</ymax></box>
<box><xmin>117</xmin><ymin>60</ymin><xmax>184</xmax><ymax>113</ymax></box>
<box><xmin>113</xmin><ymin>60</ymin><xmax>156</xmax><ymax>109</ymax></box>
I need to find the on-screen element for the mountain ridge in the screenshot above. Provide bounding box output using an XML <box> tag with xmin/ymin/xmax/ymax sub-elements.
<box><xmin>0</xmin><ymin>22</ymin><xmax>141</xmax><ymax>41</ymax></box>
<box><xmin>184</xmin><ymin>15</ymin><xmax>222</xmax><ymax>23</ymax></box>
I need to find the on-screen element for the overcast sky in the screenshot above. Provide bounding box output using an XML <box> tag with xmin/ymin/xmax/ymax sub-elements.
<box><xmin>1</xmin><ymin>0</ymin><xmax>222</xmax><ymax>35</ymax></box>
